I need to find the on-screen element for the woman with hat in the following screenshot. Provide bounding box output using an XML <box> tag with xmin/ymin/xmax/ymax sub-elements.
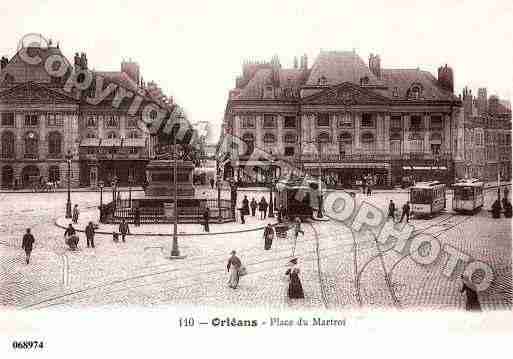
<box><xmin>227</xmin><ymin>250</ymin><xmax>242</xmax><ymax>289</ymax></box>
<box><xmin>264</xmin><ymin>223</ymin><xmax>275</xmax><ymax>250</ymax></box>
<box><xmin>285</xmin><ymin>258</ymin><xmax>304</xmax><ymax>299</ymax></box>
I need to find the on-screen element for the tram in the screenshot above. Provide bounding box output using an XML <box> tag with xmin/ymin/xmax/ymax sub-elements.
<box><xmin>452</xmin><ymin>179</ymin><xmax>484</xmax><ymax>213</ymax></box>
<box><xmin>276</xmin><ymin>176</ymin><xmax>319</xmax><ymax>220</ymax></box>
<box><xmin>410</xmin><ymin>181</ymin><xmax>446</xmax><ymax>217</ymax></box>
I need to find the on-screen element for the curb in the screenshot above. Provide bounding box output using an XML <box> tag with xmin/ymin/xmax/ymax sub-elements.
<box><xmin>54</xmin><ymin>219</ymin><xmax>272</xmax><ymax>237</ymax></box>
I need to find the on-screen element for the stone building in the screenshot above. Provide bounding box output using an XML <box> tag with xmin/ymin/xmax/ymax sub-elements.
<box><xmin>460</xmin><ymin>87</ymin><xmax>511</xmax><ymax>181</ymax></box>
<box><xmin>222</xmin><ymin>51</ymin><xmax>464</xmax><ymax>187</ymax></box>
<box><xmin>0</xmin><ymin>42</ymin><xmax>170</xmax><ymax>188</ymax></box>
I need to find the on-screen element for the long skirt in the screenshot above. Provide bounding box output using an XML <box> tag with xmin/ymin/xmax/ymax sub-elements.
<box><xmin>228</xmin><ymin>266</ymin><xmax>240</xmax><ymax>288</ymax></box>
<box><xmin>264</xmin><ymin>235</ymin><xmax>273</xmax><ymax>250</ymax></box>
<box><xmin>288</xmin><ymin>273</ymin><xmax>304</xmax><ymax>299</ymax></box>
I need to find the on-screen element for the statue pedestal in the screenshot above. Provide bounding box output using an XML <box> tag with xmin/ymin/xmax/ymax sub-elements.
<box><xmin>145</xmin><ymin>160</ymin><xmax>195</xmax><ymax>198</ymax></box>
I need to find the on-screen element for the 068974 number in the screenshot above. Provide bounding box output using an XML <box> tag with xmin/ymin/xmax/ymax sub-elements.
<box><xmin>12</xmin><ymin>341</ymin><xmax>44</xmax><ymax>350</ymax></box>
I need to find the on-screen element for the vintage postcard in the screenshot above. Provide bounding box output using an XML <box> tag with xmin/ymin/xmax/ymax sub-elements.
<box><xmin>0</xmin><ymin>0</ymin><xmax>511</xmax><ymax>357</ymax></box>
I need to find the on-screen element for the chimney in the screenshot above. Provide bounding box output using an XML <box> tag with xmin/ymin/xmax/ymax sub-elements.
<box><xmin>437</xmin><ymin>64</ymin><xmax>454</xmax><ymax>93</ymax></box>
<box><xmin>121</xmin><ymin>59</ymin><xmax>140</xmax><ymax>84</ymax></box>
<box><xmin>80</xmin><ymin>53</ymin><xmax>88</xmax><ymax>70</ymax></box>
<box><xmin>477</xmin><ymin>88</ymin><xmax>487</xmax><ymax>116</ymax></box>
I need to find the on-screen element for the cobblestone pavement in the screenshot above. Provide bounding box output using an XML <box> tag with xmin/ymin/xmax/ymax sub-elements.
<box><xmin>0</xmin><ymin>188</ymin><xmax>510</xmax><ymax>311</ymax></box>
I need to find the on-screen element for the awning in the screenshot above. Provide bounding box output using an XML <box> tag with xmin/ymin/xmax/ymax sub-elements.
<box><xmin>123</xmin><ymin>138</ymin><xmax>146</xmax><ymax>147</ymax></box>
<box><xmin>80</xmin><ymin>138</ymin><xmax>100</xmax><ymax>147</ymax></box>
<box><xmin>100</xmin><ymin>138</ymin><xmax>121</xmax><ymax>147</ymax></box>
<box><xmin>303</xmin><ymin>162</ymin><xmax>390</xmax><ymax>169</ymax></box>
<box><xmin>404</xmin><ymin>166</ymin><xmax>447</xmax><ymax>170</ymax></box>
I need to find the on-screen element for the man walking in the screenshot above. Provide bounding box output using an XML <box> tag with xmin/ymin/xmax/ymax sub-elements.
<box><xmin>250</xmin><ymin>198</ymin><xmax>257</xmax><ymax>217</ymax></box>
<box><xmin>134</xmin><ymin>206</ymin><xmax>141</xmax><ymax>227</ymax></box>
<box><xmin>72</xmin><ymin>204</ymin><xmax>80</xmax><ymax>224</ymax></box>
<box><xmin>118</xmin><ymin>219</ymin><xmax>130</xmax><ymax>242</ymax></box>
<box><xmin>203</xmin><ymin>207</ymin><xmax>210</xmax><ymax>232</ymax></box>
<box><xmin>22</xmin><ymin>228</ymin><xmax>35</xmax><ymax>264</ymax></box>
<box><xmin>400</xmin><ymin>201</ymin><xmax>411</xmax><ymax>223</ymax></box>
<box><xmin>210</xmin><ymin>177</ymin><xmax>215</xmax><ymax>189</ymax></box>
<box><xmin>85</xmin><ymin>221</ymin><xmax>95</xmax><ymax>248</ymax></box>
<box><xmin>388</xmin><ymin>200</ymin><xmax>396</xmax><ymax>221</ymax></box>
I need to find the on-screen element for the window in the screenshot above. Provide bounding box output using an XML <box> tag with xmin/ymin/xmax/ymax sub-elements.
<box><xmin>86</xmin><ymin>132</ymin><xmax>97</xmax><ymax>139</ymax></box>
<box><xmin>1</xmin><ymin>131</ymin><xmax>15</xmax><ymax>158</ymax></box>
<box><xmin>338</xmin><ymin>132</ymin><xmax>352</xmax><ymax>156</ymax></box>
<box><xmin>263</xmin><ymin>114</ymin><xmax>276</xmax><ymax>128</ymax></box>
<box><xmin>284</xmin><ymin>116</ymin><xmax>296</xmax><ymax>128</ymax></box>
<box><xmin>361</xmin><ymin>132</ymin><xmax>374</xmax><ymax>143</ymax></box>
<box><xmin>24</xmin><ymin>132</ymin><xmax>38</xmax><ymax>158</ymax></box>
<box><xmin>284</xmin><ymin>147</ymin><xmax>295</xmax><ymax>156</ymax></box>
<box><xmin>127</xmin><ymin>117</ymin><xmax>137</xmax><ymax>128</ymax></box>
<box><xmin>263</xmin><ymin>133</ymin><xmax>276</xmax><ymax>143</ymax></box>
<box><xmin>86</xmin><ymin>115</ymin><xmax>97</xmax><ymax>127</ymax></box>
<box><xmin>318</xmin><ymin>76</ymin><xmax>328</xmax><ymax>86</ymax></box>
<box><xmin>49</xmin><ymin>166</ymin><xmax>60</xmax><ymax>182</ymax></box>
<box><xmin>338</xmin><ymin>114</ymin><xmax>353</xmax><ymax>128</ymax></box>
<box><xmin>391</xmin><ymin>116</ymin><xmax>402</xmax><ymax>129</ymax></box>
<box><xmin>392</xmin><ymin>87</ymin><xmax>399</xmax><ymax>97</ymax></box>
<box><xmin>128</xmin><ymin>132</ymin><xmax>139</xmax><ymax>139</ymax></box>
<box><xmin>87</xmin><ymin>148</ymin><xmax>97</xmax><ymax>155</ymax></box>
<box><xmin>408</xmin><ymin>85</ymin><xmax>422</xmax><ymax>99</ymax></box>
<box><xmin>47</xmin><ymin>114</ymin><xmax>64</xmax><ymax>127</ymax></box>
<box><xmin>410</xmin><ymin>115</ymin><xmax>422</xmax><ymax>130</ymax></box>
<box><xmin>317</xmin><ymin>132</ymin><xmax>330</xmax><ymax>143</ymax></box>
<box><xmin>284</xmin><ymin>133</ymin><xmax>297</xmax><ymax>143</ymax></box>
<box><xmin>430</xmin><ymin>116</ymin><xmax>443</xmax><ymax>129</ymax></box>
<box><xmin>361</xmin><ymin>113</ymin><xmax>374</xmax><ymax>128</ymax></box>
<box><xmin>24</xmin><ymin>114</ymin><xmax>39</xmax><ymax>127</ymax></box>
<box><xmin>105</xmin><ymin>116</ymin><xmax>119</xmax><ymax>128</ymax></box>
<box><xmin>1</xmin><ymin>113</ymin><xmax>15</xmax><ymax>127</ymax></box>
<box><xmin>241</xmin><ymin>116</ymin><xmax>255</xmax><ymax>129</ymax></box>
<box><xmin>128</xmin><ymin>147</ymin><xmax>138</xmax><ymax>155</ymax></box>
<box><xmin>317</xmin><ymin>113</ymin><xmax>330</xmax><ymax>127</ymax></box>
<box><xmin>107</xmin><ymin>132</ymin><xmax>118</xmax><ymax>139</ymax></box>
<box><xmin>48</xmin><ymin>132</ymin><xmax>62</xmax><ymax>157</ymax></box>
<box><xmin>242</xmin><ymin>133</ymin><xmax>254</xmax><ymax>155</ymax></box>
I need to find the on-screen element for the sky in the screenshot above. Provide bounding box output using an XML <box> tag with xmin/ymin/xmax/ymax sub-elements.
<box><xmin>0</xmin><ymin>0</ymin><xmax>512</xmax><ymax>141</ymax></box>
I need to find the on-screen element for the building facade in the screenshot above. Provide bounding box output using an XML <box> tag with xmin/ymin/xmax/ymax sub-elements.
<box><xmin>460</xmin><ymin>87</ymin><xmax>511</xmax><ymax>181</ymax></box>
<box><xmin>222</xmin><ymin>51</ymin><xmax>464</xmax><ymax>187</ymax></box>
<box><xmin>0</xmin><ymin>42</ymin><xmax>170</xmax><ymax>188</ymax></box>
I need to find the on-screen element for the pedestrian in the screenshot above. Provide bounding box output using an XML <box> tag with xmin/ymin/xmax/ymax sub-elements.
<box><xmin>72</xmin><ymin>204</ymin><xmax>80</xmax><ymax>224</ymax></box>
<box><xmin>388</xmin><ymin>200</ymin><xmax>396</xmax><ymax>221</ymax></box>
<box><xmin>203</xmin><ymin>207</ymin><xmax>210</xmax><ymax>232</ymax></box>
<box><xmin>260</xmin><ymin>197</ymin><xmax>268</xmax><ymax>220</ymax></box>
<box><xmin>64</xmin><ymin>223</ymin><xmax>79</xmax><ymax>251</ymax></box>
<box><xmin>210</xmin><ymin>177</ymin><xmax>215</xmax><ymax>189</ymax></box>
<box><xmin>491</xmin><ymin>199</ymin><xmax>501</xmax><ymax>218</ymax></box>
<box><xmin>285</xmin><ymin>258</ymin><xmax>304</xmax><ymax>299</ymax></box>
<box><xmin>21</xmin><ymin>228</ymin><xmax>35</xmax><ymax>264</ymax></box>
<box><xmin>264</xmin><ymin>223</ymin><xmax>275</xmax><ymax>250</ymax></box>
<box><xmin>504</xmin><ymin>200</ymin><xmax>512</xmax><ymax>218</ymax></box>
<box><xmin>118</xmin><ymin>219</ymin><xmax>130</xmax><ymax>242</ymax></box>
<box><xmin>460</xmin><ymin>275</ymin><xmax>481</xmax><ymax>311</ymax></box>
<box><xmin>367</xmin><ymin>184</ymin><xmax>372</xmax><ymax>196</ymax></box>
<box><xmin>134</xmin><ymin>206</ymin><xmax>141</xmax><ymax>227</ymax></box>
<box><xmin>250</xmin><ymin>198</ymin><xmax>257</xmax><ymax>217</ymax></box>
<box><xmin>85</xmin><ymin>221</ymin><xmax>96</xmax><ymax>248</ymax></box>
<box><xmin>504</xmin><ymin>186</ymin><xmax>510</xmax><ymax>202</ymax></box>
<box><xmin>242</xmin><ymin>195</ymin><xmax>250</xmax><ymax>216</ymax></box>
<box><xmin>227</xmin><ymin>250</ymin><xmax>242</xmax><ymax>289</ymax></box>
<box><xmin>238</xmin><ymin>207</ymin><xmax>245</xmax><ymax>224</ymax></box>
<box><xmin>400</xmin><ymin>201</ymin><xmax>411</xmax><ymax>223</ymax></box>
<box><xmin>294</xmin><ymin>217</ymin><xmax>304</xmax><ymax>239</ymax></box>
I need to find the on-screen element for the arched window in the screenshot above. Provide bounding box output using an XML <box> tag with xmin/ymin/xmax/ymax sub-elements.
<box><xmin>48</xmin><ymin>131</ymin><xmax>62</xmax><ymax>157</ymax></box>
<box><xmin>242</xmin><ymin>133</ymin><xmax>254</xmax><ymax>155</ymax></box>
<box><xmin>338</xmin><ymin>132</ymin><xmax>352</xmax><ymax>156</ymax></box>
<box><xmin>284</xmin><ymin>133</ymin><xmax>297</xmax><ymax>143</ymax></box>
<box><xmin>263</xmin><ymin>133</ymin><xmax>276</xmax><ymax>143</ymax></box>
<box><xmin>128</xmin><ymin>131</ymin><xmax>139</xmax><ymax>139</ymax></box>
<box><xmin>107</xmin><ymin>132</ymin><xmax>118</xmax><ymax>139</ymax></box>
<box><xmin>24</xmin><ymin>132</ymin><xmax>38</xmax><ymax>158</ymax></box>
<box><xmin>361</xmin><ymin>132</ymin><xmax>375</xmax><ymax>151</ymax></box>
<box><xmin>105</xmin><ymin>116</ymin><xmax>119</xmax><ymax>128</ymax></box>
<box><xmin>317</xmin><ymin>132</ymin><xmax>330</xmax><ymax>143</ymax></box>
<box><xmin>127</xmin><ymin>117</ymin><xmax>137</xmax><ymax>128</ymax></box>
<box><xmin>408</xmin><ymin>84</ymin><xmax>423</xmax><ymax>99</ymax></box>
<box><xmin>49</xmin><ymin>166</ymin><xmax>60</xmax><ymax>182</ymax></box>
<box><xmin>1</xmin><ymin>131</ymin><xmax>15</xmax><ymax>158</ymax></box>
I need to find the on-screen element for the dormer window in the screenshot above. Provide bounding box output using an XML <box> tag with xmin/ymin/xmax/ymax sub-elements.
<box><xmin>408</xmin><ymin>84</ymin><xmax>422</xmax><ymax>99</ymax></box>
<box><xmin>392</xmin><ymin>87</ymin><xmax>399</xmax><ymax>97</ymax></box>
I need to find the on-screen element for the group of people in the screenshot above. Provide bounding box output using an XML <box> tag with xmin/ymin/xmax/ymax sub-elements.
<box><xmin>491</xmin><ymin>188</ymin><xmax>512</xmax><ymax>218</ymax></box>
<box><xmin>388</xmin><ymin>200</ymin><xmax>411</xmax><ymax>223</ymax></box>
<box><xmin>238</xmin><ymin>195</ymin><xmax>270</xmax><ymax>224</ymax></box>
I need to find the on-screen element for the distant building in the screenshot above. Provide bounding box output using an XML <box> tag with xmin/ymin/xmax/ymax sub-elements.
<box><xmin>460</xmin><ymin>87</ymin><xmax>511</xmax><ymax>181</ymax></box>
<box><xmin>0</xmin><ymin>41</ymin><xmax>173</xmax><ymax>188</ymax></box>
<box><xmin>222</xmin><ymin>51</ymin><xmax>463</xmax><ymax>187</ymax></box>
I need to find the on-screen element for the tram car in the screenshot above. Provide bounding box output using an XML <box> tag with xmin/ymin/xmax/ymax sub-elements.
<box><xmin>276</xmin><ymin>176</ymin><xmax>319</xmax><ymax>220</ymax></box>
<box><xmin>410</xmin><ymin>181</ymin><xmax>446</xmax><ymax>217</ymax></box>
<box><xmin>452</xmin><ymin>179</ymin><xmax>484</xmax><ymax>213</ymax></box>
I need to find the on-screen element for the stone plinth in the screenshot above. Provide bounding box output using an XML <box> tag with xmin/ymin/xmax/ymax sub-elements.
<box><xmin>145</xmin><ymin>159</ymin><xmax>195</xmax><ymax>198</ymax></box>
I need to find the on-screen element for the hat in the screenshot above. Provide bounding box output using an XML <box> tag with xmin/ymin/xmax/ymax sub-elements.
<box><xmin>231</xmin><ymin>250</ymin><xmax>236</xmax><ymax>255</ymax></box>
<box><xmin>289</xmin><ymin>258</ymin><xmax>298</xmax><ymax>264</ymax></box>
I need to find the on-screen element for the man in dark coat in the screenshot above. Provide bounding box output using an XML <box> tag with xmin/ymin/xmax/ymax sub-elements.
<box><xmin>260</xmin><ymin>197</ymin><xmax>268</xmax><ymax>220</ymax></box>
<box><xmin>242</xmin><ymin>196</ymin><xmax>250</xmax><ymax>216</ymax></box>
<box><xmin>203</xmin><ymin>207</ymin><xmax>210</xmax><ymax>232</ymax></box>
<box><xmin>85</xmin><ymin>222</ymin><xmax>95</xmax><ymax>248</ymax></box>
<box><xmin>72</xmin><ymin>204</ymin><xmax>80</xmax><ymax>224</ymax></box>
<box><xmin>210</xmin><ymin>177</ymin><xmax>215</xmax><ymax>189</ymax></box>
<box><xmin>388</xmin><ymin>200</ymin><xmax>396</xmax><ymax>221</ymax></box>
<box><xmin>238</xmin><ymin>207</ymin><xmax>245</xmax><ymax>224</ymax></box>
<box><xmin>264</xmin><ymin>223</ymin><xmax>274</xmax><ymax>250</ymax></box>
<box><xmin>64</xmin><ymin>224</ymin><xmax>78</xmax><ymax>250</ymax></box>
<box><xmin>22</xmin><ymin>228</ymin><xmax>35</xmax><ymax>264</ymax></box>
<box><xmin>250</xmin><ymin>198</ymin><xmax>257</xmax><ymax>217</ymax></box>
<box><xmin>400</xmin><ymin>201</ymin><xmax>411</xmax><ymax>223</ymax></box>
<box><xmin>118</xmin><ymin>219</ymin><xmax>130</xmax><ymax>242</ymax></box>
<box><xmin>134</xmin><ymin>206</ymin><xmax>141</xmax><ymax>227</ymax></box>
<box><xmin>491</xmin><ymin>199</ymin><xmax>501</xmax><ymax>218</ymax></box>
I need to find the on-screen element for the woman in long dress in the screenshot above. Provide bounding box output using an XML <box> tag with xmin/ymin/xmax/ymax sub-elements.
<box><xmin>285</xmin><ymin>258</ymin><xmax>304</xmax><ymax>299</ymax></box>
<box><xmin>264</xmin><ymin>224</ymin><xmax>274</xmax><ymax>250</ymax></box>
<box><xmin>227</xmin><ymin>250</ymin><xmax>242</xmax><ymax>289</ymax></box>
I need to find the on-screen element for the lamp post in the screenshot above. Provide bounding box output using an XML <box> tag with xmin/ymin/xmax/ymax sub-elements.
<box><xmin>170</xmin><ymin>130</ymin><xmax>184</xmax><ymax>259</ymax></box>
<box><xmin>98</xmin><ymin>180</ymin><xmax>104</xmax><ymax>222</ymax></box>
<box><xmin>268</xmin><ymin>160</ymin><xmax>275</xmax><ymax>218</ymax></box>
<box><xmin>217</xmin><ymin>175</ymin><xmax>222</xmax><ymax>223</ymax></box>
<box><xmin>65</xmin><ymin>150</ymin><xmax>72</xmax><ymax>218</ymax></box>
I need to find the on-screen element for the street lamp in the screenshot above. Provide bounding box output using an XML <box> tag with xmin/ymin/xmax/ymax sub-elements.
<box><xmin>217</xmin><ymin>175</ymin><xmax>222</xmax><ymax>223</ymax></box>
<box><xmin>170</xmin><ymin>128</ymin><xmax>184</xmax><ymax>259</ymax></box>
<box><xmin>65</xmin><ymin>150</ymin><xmax>72</xmax><ymax>218</ymax></box>
<box><xmin>98</xmin><ymin>180</ymin><xmax>104</xmax><ymax>222</ymax></box>
<box><xmin>305</xmin><ymin>139</ymin><xmax>324</xmax><ymax>218</ymax></box>
<box><xmin>268</xmin><ymin>159</ymin><xmax>275</xmax><ymax>218</ymax></box>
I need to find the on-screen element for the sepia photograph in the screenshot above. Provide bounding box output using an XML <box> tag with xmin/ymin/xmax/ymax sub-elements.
<box><xmin>0</xmin><ymin>0</ymin><xmax>511</xmax><ymax>357</ymax></box>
